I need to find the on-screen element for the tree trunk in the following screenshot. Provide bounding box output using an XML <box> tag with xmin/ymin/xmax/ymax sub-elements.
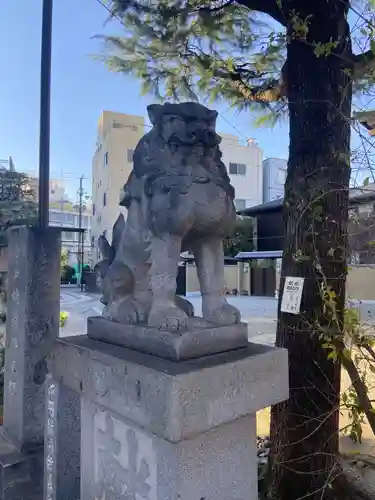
<box><xmin>270</xmin><ymin>3</ymin><xmax>352</xmax><ymax>500</ymax></box>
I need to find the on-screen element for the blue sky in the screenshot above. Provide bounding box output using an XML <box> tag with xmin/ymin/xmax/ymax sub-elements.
<box><xmin>0</xmin><ymin>0</ymin><xmax>370</xmax><ymax>199</ymax></box>
<box><xmin>0</xmin><ymin>0</ymin><xmax>290</xmax><ymax>198</ymax></box>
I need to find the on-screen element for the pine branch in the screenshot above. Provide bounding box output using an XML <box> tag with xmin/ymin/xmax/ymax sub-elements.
<box><xmin>227</xmin><ymin>60</ymin><xmax>287</xmax><ymax>102</ymax></box>
<box><xmin>353</xmin><ymin>49</ymin><xmax>375</xmax><ymax>78</ymax></box>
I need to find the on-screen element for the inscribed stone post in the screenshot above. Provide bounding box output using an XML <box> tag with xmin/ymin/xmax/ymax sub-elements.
<box><xmin>0</xmin><ymin>227</ymin><xmax>61</xmax><ymax>500</ymax></box>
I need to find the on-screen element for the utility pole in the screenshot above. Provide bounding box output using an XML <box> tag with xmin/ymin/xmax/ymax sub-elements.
<box><xmin>78</xmin><ymin>175</ymin><xmax>84</xmax><ymax>292</ymax></box>
<box><xmin>38</xmin><ymin>0</ymin><xmax>53</xmax><ymax>228</ymax></box>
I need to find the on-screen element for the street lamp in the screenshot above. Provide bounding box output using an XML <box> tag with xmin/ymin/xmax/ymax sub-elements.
<box><xmin>73</xmin><ymin>176</ymin><xmax>91</xmax><ymax>291</ymax></box>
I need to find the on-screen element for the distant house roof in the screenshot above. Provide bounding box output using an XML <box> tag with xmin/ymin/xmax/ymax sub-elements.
<box><xmin>238</xmin><ymin>198</ymin><xmax>283</xmax><ymax>217</ymax></box>
<box><xmin>238</xmin><ymin>188</ymin><xmax>375</xmax><ymax>218</ymax></box>
<box><xmin>236</xmin><ymin>251</ymin><xmax>282</xmax><ymax>260</ymax></box>
<box><xmin>180</xmin><ymin>252</ymin><xmax>238</xmax><ymax>263</ymax></box>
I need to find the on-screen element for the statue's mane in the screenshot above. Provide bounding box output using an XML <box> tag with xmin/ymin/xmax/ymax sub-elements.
<box><xmin>120</xmin><ymin>123</ymin><xmax>234</xmax><ymax>208</ymax></box>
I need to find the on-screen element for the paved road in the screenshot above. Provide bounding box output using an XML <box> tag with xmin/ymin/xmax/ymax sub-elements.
<box><xmin>59</xmin><ymin>287</ymin><xmax>375</xmax><ymax>346</ymax></box>
<box><xmin>59</xmin><ymin>287</ymin><xmax>278</xmax><ymax>345</ymax></box>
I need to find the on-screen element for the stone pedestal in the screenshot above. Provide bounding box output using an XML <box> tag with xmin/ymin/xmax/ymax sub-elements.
<box><xmin>0</xmin><ymin>227</ymin><xmax>63</xmax><ymax>500</ymax></box>
<box><xmin>48</xmin><ymin>335</ymin><xmax>288</xmax><ymax>500</ymax></box>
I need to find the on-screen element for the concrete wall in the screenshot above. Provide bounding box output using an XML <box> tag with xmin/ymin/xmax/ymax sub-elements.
<box><xmin>275</xmin><ymin>264</ymin><xmax>375</xmax><ymax>301</ymax></box>
<box><xmin>346</xmin><ymin>265</ymin><xmax>375</xmax><ymax>300</ymax></box>
<box><xmin>186</xmin><ymin>263</ymin><xmax>240</xmax><ymax>293</ymax></box>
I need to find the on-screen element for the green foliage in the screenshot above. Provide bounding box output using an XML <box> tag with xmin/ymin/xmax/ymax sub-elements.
<box><xmin>0</xmin><ymin>170</ymin><xmax>37</xmax><ymax>247</ymax></box>
<box><xmin>96</xmin><ymin>1</ymin><xmax>375</xmax><ymax>127</ymax></box>
<box><xmin>60</xmin><ymin>311</ymin><xmax>69</xmax><ymax>329</ymax></box>
<box><xmin>317</xmin><ymin>284</ymin><xmax>375</xmax><ymax>443</ymax></box>
<box><xmin>223</xmin><ymin>217</ymin><xmax>253</xmax><ymax>257</ymax></box>
<box><xmin>96</xmin><ymin>0</ymin><xmax>287</xmax><ymax>117</ymax></box>
<box><xmin>60</xmin><ymin>250</ymin><xmax>69</xmax><ymax>273</ymax></box>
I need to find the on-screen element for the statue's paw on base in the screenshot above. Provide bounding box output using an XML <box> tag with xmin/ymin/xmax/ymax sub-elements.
<box><xmin>203</xmin><ymin>302</ymin><xmax>241</xmax><ymax>326</ymax></box>
<box><xmin>148</xmin><ymin>303</ymin><xmax>188</xmax><ymax>331</ymax></box>
<box><xmin>103</xmin><ymin>296</ymin><xmax>150</xmax><ymax>324</ymax></box>
<box><xmin>174</xmin><ymin>295</ymin><xmax>194</xmax><ymax>317</ymax></box>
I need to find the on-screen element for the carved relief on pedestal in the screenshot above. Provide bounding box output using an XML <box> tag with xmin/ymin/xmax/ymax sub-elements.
<box><xmin>94</xmin><ymin>408</ymin><xmax>156</xmax><ymax>500</ymax></box>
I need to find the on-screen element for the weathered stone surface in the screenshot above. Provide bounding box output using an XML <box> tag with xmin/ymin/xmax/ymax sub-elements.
<box><xmin>0</xmin><ymin>432</ymin><xmax>43</xmax><ymax>500</ymax></box>
<box><xmin>44</xmin><ymin>376</ymin><xmax>80</xmax><ymax>500</ymax></box>
<box><xmin>87</xmin><ymin>315</ymin><xmax>248</xmax><ymax>360</ymax></box>
<box><xmin>48</xmin><ymin>336</ymin><xmax>288</xmax><ymax>442</ymax></box>
<box><xmin>81</xmin><ymin>402</ymin><xmax>257</xmax><ymax>500</ymax></box>
<box><xmin>48</xmin><ymin>336</ymin><xmax>288</xmax><ymax>500</ymax></box>
<box><xmin>3</xmin><ymin>226</ymin><xmax>61</xmax><ymax>451</ymax></box>
<box><xmin>95</xmin><ymin>102</ymin><xmax>242</xmax><ymax>335</ymax></box>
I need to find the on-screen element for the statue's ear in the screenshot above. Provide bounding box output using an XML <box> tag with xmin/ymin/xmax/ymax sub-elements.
<box><xmin>207</xmin><ymin>109</ymin><xmax>218</xmax><ymax>125</ymax></box>
<box><xmin>147</xmin><ymin>104</ymin><xmax>163</xmax><ymax>125</ymax></box>
<box><xmin>111</xmin><ymin>213</ymin><xmax>125</xmax><ymax>254</ymax></box>
<box><xmin>98</xmin><ymin>234</ymin><xmax>114</xmax><ymax>262</ymax></box>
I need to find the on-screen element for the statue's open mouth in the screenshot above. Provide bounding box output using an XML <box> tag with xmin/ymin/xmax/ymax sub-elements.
<box><xmin>168</xmin><ymin>131</ymin><xmax>220</xmax><ymax>148</ymax></box>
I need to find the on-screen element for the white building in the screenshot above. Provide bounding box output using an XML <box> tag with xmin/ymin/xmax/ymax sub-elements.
<box><xmin>48</xmin><ymin>180</ymin><xmax>92</xmax><ymax>266</ymax></box>
<box><xmin>220</xmin><ymin>134</ymin><xmax>263</xmax><ymax>210</ymax></box>
<box><xmin>262</xmin><ymin>157</ymin><xmax>287</xmax><ymax>203</ymax></box>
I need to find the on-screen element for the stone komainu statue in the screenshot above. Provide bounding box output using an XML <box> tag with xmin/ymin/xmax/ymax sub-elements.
<box><xmin>98</xmin><ymin>102</ymin><xmax>241</xmax><ymax>331</ymax></box>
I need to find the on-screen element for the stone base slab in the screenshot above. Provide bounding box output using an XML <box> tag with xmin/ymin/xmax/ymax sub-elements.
<box><xmin>48</xmin><ymin>336</ymin><xmax>288</xmax><ymax>442</ymax></box>
<box><xmin>81</xmin><ymin>402</ymin><xmax>257</xmax><ymax>500</ymax></box>
<box><xmin>87</xmin><ymin>316</ymin><xmax>248</xmax><ymax>360</ymax></box>
<box><xmin>0</xmin><ymin>431</ymin><xmax>43</xmax><ymax>500</ymax></box>
<box><xmin>48</xmin><ymin>336</ymin><xmax>288</xmax><ymax>500</ymax></box>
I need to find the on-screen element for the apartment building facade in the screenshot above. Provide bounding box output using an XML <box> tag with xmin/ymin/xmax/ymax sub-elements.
<box><xmin>220</xmin><ymin>134</ymin><xmax>263</xmax><ymax>211</ymax></box>
<box><xmin>262</xmin><ymin>157</ymin><xmax>287</xmax><ymax>203</ymax></box>
<box><xmin>91</xmin><ymin>111</ymin><xmax>145</xmax><ymax>261</ymax></box>
<box><xmin>91</xmin><ymin>111</ymin><xmax>263</xmax><ymax>263</ymax></box>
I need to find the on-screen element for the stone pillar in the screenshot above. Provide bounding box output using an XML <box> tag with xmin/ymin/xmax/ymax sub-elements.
<box><xmin>44</xmin><ymin>375</ymin><xmax>80</xmax><ymax>500</ymax></box>
<box><xmin>0</xmin><ymin>227</ymin><xmax>61</xmax><ymax>500</ymax></box>
<box><xmin>48</xmin><ymin>335</ymin><xmax>289</xmax><ymax>500</ymax></box>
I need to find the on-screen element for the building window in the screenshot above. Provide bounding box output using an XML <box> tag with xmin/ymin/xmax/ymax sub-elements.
<box><xmin>229</xmin><ymin>163</ymin><xmax>246</xmax><ymax>175</ymax></box>
<box><xmin>234</xmin><ymin>199</ymin><xmax>246</xmax><ymax>211</ymax></box>
<box><xmin>127</xmin><ymin>149</ymin><xmax>134</xmax><ymax>162</ymax></box>
<box><xmin>64</xmin><ymin>214</ymin><xmax>74</xmax><ymax>225</ymax></box>
<box><xmin>62</xmin><ymin>231</ymin><xmax>73</xmax><ymax>241</ymax></box>
<box><xmin>103</xmin><ymin>192</ymin><xmax>107</xmax><ymax>206</ymax></box>
<box><xmin>93</xmin><ymin>204</ymin><xmax>96</xmax><ymax>215</ymax></box>
<box><xmin>113</xmin><ymin>121</ymin><xmax>124</xmax><ymax>129</ymax></box>
<box><xmin>104</xmin><ymin>152</ymin><xmax>108</xmax><ymax>166</ymax></box>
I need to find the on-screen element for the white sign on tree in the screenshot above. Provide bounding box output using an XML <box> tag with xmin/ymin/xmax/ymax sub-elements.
<box><xmin>281</xmin><ymin>277</ymin><xmax>305</xmax><ymax>315</ymax></box>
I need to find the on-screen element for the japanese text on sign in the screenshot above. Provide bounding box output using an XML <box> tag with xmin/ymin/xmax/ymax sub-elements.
<box><xmin>280</xmin><ymin>277</ymin><xmax>305</xmax><ymax>315</ymax></box>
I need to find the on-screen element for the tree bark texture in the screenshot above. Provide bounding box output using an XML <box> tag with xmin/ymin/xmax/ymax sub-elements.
<box><xmin>270</xmin><ymin>2</ymin><xmax>352</xmax><ymax>500</ymax></box>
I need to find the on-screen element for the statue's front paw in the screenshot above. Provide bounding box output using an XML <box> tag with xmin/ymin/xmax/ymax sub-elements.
<box><xmin>148</xmin><ymin>303</ymin><xmax>188</xmax><ymax>331</ymax></box>
<box><xmin>103</xmin><ymin>296</ymin><xmax>150</xmax><ymax>324</ymax></box>
<box><xmin>174</xmin><ymin>295</ymin><xmax>194</xmax><ymax>317</ymax></box>
<box><xmin>203</xmin><ymin>302</ymin><xmax>241</xmax><ymax>326</ymax></box>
